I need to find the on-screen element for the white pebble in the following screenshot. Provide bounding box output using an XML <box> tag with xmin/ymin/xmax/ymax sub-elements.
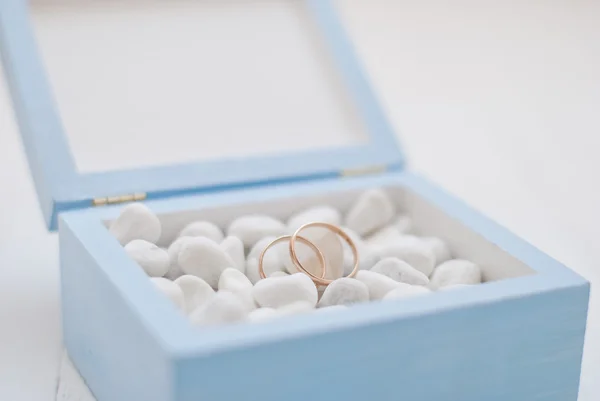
<box><xmin>383</xmin><ymin>285</ymin><xmax>431</xmax><ymax>300</ymax></box>
<box><xmin>252</xmin><ymin>273</ymin><xmax>318</xmax><ymax>308</ymax></box>
<box><xmin>277</xmin><ymin>301</ymin><xmax>314</xmax><ymax>316</ymax></box>
<box><xmin>372</xmin><ymin>234</ymin><xmax>422</xmax><ymax>250</ymax></box>
<box><xmin>227</xmin><ymin>215</ymin><xmax>286</xmax><ymax>248</ymax></box>
<box><xmin>341</xmin><ymin>226</ymin><xmax>366</xmax><ymax>249</ymax></box>
<box><xmin>269</xmin><ymin>271</ymin><xmax>289</xmax><ymax>278</ymax></box>
<box><xmin>355</xmin><ymin>270</ymin><xmax>404</xmax><ymax>300</ymax></box>
<box><xmin>318</xmin><ymin>278</ymin><xmax>369</xmax><ymax>307</ymax></box>
<box><xmin>246</xmin><ymin>237</ymin><xmax>288</xmax><ymax>283</ymax></box>
<box><xmin>373</xmin><ymin>240</ymin><xmax>436</xmax><ymax>277</ymax></box>
<box><xmin>247</xmin><ymin>307</ymin><xmax>277</xmax><ymax>322</ymax></box>
<box><xmin>178</xmin><ymin>221</ymin><xmax>224</xmax><ymax>243</ymax></box>
<box><xmin>190</xmin><ymin>292</ymin><xmax>247</xmax><ymax>326</ymax></box>
<box><xmin>430</xmin><ymin>259</ymin><xmax>482</xmax><ymax>289</ymax></box>
<box><xmin>150</xmin><ymin>277</ymin><xmax>185</xmax><ymax>310</ymax></box>
<box><xmin>393</xmin><ymin>215</ymin><xmax>414</xmax><ymax>234</ymax></box>
<box><xmin>165</xmin><ymin>236</ymin><xmax>191</xmax><ymax>280</ymax></box>
<box><xmin>341</xmin><ymin>226</ymin><xmax>378</xmax><ymax>275</ymax></box>
<box><xmin>174</xmin><ymin>275</ymin><xmax>215</xmax><ymax>314</ymax></box>
<box><xmin>247</xmin><ymin>236</ymin><xmax>277</xmax><ymax>260</ymax></box>
<box><xmin>370</xmin><ymin>258</ymin><xmax>429</xmax><ymax>286</ymax></box>
<box><xmin>421</xmin><ymin>237</ymin><xmax>452</xmax><ymax>265</ymax></box>
<box><xmin>218</xmin><ymin>268</ymin><xmax>253</xmax><ymax>292</ymax></box>
<box><xmin>220</xmin><ymin>236</ymin><xmax>246</xmax><ymax>272</ymax></box>
<box><xmin>287</xmin><ymin>206</ymin><xmax>341</xmax><ymax>231</ymax></box>
<box><xmin>218</xmin><ymin>268</ymin><xmax>256</xmax><ymax>311</ymax></box>
<box><xmin>124</xmin><ymin>239</ymin><xmax>170</xmax><ymax>277</ymax></box>
<box><xmin>109</xmin><ymin>203</ymin><xmax>161</xmax><ymax>245</ymax></box>
<box><xmin>345</xmin><ymin>189</ymin><xmax>395</xmax><ymax>236</ymax></box>
<box><xmin>245</xmin><ymin>257</ymin><xmax>285</xmax><ymax>285</ymax></box>
<box><xmin>178</xmin><ymin>237</ymin><xmax>237</xmax><ymax>288</ymax></box>
<box><xmin>365</xmin><ymin>225</ymin><xmax>403</xmax><ymax>247</ymax></box>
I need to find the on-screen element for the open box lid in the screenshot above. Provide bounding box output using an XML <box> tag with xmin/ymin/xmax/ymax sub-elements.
<box><xmin>0</xmin><ymin>0</ymin><xmax>404</xmax><ymax>230</ymax></box>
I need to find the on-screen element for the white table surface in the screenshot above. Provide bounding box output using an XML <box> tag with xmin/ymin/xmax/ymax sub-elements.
<box><xmin>1</xmin><ymin>0</ymin><xmax>599</xmax><ymax>400</ymax></box>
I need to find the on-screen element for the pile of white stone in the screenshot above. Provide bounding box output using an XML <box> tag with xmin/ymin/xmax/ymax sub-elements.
<box><xmin>109</xmin><ymin>189</ymin><xmax>482</xmax><ymax>327</ymax></box>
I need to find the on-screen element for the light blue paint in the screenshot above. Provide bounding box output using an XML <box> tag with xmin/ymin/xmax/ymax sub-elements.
<box><xmin>59</xmin><ymin>171</ymin><xmax>590</xmax><ymax>401</ymax></box>
<box><xmin>0</xmin><ymin>0</ymin><xmax>404</xmax><ymax>230</ymax></box>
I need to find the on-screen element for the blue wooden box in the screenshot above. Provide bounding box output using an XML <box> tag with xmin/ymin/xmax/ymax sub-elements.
<box><xmin>0</xmin><ymin>1</ymin><xmax>590</xmax><ymax>401</ymax></box>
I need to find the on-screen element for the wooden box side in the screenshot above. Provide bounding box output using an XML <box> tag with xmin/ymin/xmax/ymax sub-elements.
<box><xmin>58</xmin><ymin>218</ymin><xmax>177</xmax><ymax>401</ymax></box>
<box><xmin>173</xmin><ymin>282</ymin><xmax>589</xmax><ymax>401</ymax></box>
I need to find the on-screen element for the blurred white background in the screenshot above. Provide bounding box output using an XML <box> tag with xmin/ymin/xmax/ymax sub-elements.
<box><xmin>0</xmin><ymin>0</ymin><xmax>598</xmax><ymax>399</ymax></box>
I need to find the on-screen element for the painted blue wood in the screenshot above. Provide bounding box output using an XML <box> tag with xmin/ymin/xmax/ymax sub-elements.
<box><xmin>0</xmin><ymin>0</ymin><xmax>404</xmax><ymax>230</ymax></box>
<box><xmin>0</xmin><ymin>0</ymin><xmax>77</xmax><ymax>228</ymax></box>
<box><xmin>59</xmin><ymin>172</ymin><xmax>589</xmax><ymax>401</ymax></box>
<box><xmin>173</xmin><ymin>284</ymin><xmax>588</xmax><ymax>401</ymax></box>
<box><xmin>59</xmin><ymin>216</ymin><xmax>188</xmax><ymax>401</ymax></box>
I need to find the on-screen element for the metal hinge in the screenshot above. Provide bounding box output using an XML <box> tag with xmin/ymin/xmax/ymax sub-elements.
<box><xmin>92</xmin><ymin>192</ymin><xmax>147</xmax><ymax>207</ymax></box>
<box><xmin>340</xmin><ymin>164</ymin><xmax>387</xmax><ymax>177</ymax></box>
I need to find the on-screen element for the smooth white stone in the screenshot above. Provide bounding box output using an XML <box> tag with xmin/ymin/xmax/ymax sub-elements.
<box><xmin>109</xmin><ymin>203</ymin><xmax>161</xmax><ymax>245</ymax></box>
<box><xmin>245</xmin><ymin>237</ymin><xmax>286</xmax><ymax>283</ymax></box>
<box><xmin>124</xmin><ymin>239</ymin><xmax>170</xmax><ymax>277</ymax></box>
<box><xmin>340</xmin><ymin>226</ymin><xmax>378</xmax><ymax>275</ymax></box>
<box><xmin>150</xmin><ymin>277</ymin><xmax>185</xmax><ymax>310</ymax></box>
<box><xmin>276</xmin><ymin>301</ymin><xmax>314</xmax><ymax>316</ymax></box>
<box><xmin>393</xmin><ymin>215</ymin><xmax>414</xmax><ymax>234</ymax></box>
<box><xmin>227</xmin><ymin>215</ymin><xmax>286</xmax><ymax>248</ymax></box>
<box><xmin>245</xmin><ymin>256</ymin><xmax>286</xmax><ymax>285</ymax></box>
<box><xmin>218</xmin><ymin>268</ymin><xmax>256</xmax><ymax>311</ymax></box>
<box><xmin>164</xmin><ymin>236</ymin><xmax>192</xmax><ymax>280</ymax></box>
<box><xmin>355</xmin><ymin>270</ymin><xmax>406</xmax><ymax>300</ymax></box>
<box><xmin>178</xmin><ymin>221</ymin><xmax>224</xmax><ymax>243</ymax></box>
<box><xmin>287</xmin><ymin>206</ymin><xmax>342</xmax><ymax>231</ymax></box>
<box><xmin>371</xmin><ymin>234</ymin><xmax>422</xmax><ymax>250</ymax></box>
<box><xmin>430</xmin><ymin>259</ymin><xmax>482</xmax><ymax>289</ymax></box>
<box><xmin>383</xmin><ymin>285</ymin><xmax>431</xmax><ymax>300</ymax></box>
<box><xmin>370</xmin><ymin>258</ymin><xmax>430</xmax><ymax>286</ymax></box>
<box><xmin>174</xmin><ymin>275</ymin><xmax>215</xmax><ymax>314</ymax></box>
<box><xmin>247</xmin><ymin>236</ymin><xmax>278</xmax><ymax>260</ymax></box>
<box><xmin>421</xmin><ymin>236</ymin><xmax>452</xmax><ymax>265</ymax></box>
<box><xmin>340</xmin><ymin>226</ymin><xmax>366</xmax><ymax>249</ymax></box>
<box><xmin>365</xmin><ymin>225</ymin><xmax>403</xmax><ymax>247</ymax></box>
<box><xmin>220</xmin><ymin>236</ymin><xmax>246</xmax><ymax>272</ymax></box>
<box><xmin>252</xmin><ymin>273</ymin><xmax>318</xmax><ymax>308</ymax></box>
<box><xmin>178</xmin><ymin>237</ymin><xmax>237</xmax><ymax>288</ymax></box>
<box><xmin>373</xmin><ymin>240</ymin><xmax>436</xmax><ymax>277</ymax></box>
<box><xmin>345</xmin><ymin>189</ymin><xmax>395</xmax><ymax>236</ymax></box>
<box><xmin>318</xmin><ymin>278</ymin><xmax>369</xmax><ymax>307</ymax></box>
<box><xmin>247</xmin><ymin>307</ymin><xmax>278</xmax><ymax>322</ymax></box>
<box><xmin>190</xmin><ymin>292</ymin><xmax>247</xmax><ymax>326</ymax></box>
<box><xmin>342</xmin><ymin>247</ymin><xmax>380</xmax><ymax>276</ymax></box>
<box><xmin>218</xmin><ymin>268</ymin><xmax>253</xmax><ymax>292</ymax></box>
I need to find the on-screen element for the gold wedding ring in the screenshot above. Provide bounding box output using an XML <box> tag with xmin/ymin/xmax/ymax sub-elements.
<box><xmin>258</xmin><ymin>222</ymin><xmax>360</xmax><ymax>287</ymax></box>
<box><xmin>258</xmin><ymin>235</ymin><xmax>327</xmax><ymax>280</ymax></box>
<box><xmin>289</xmin><ymin>222</ymin><xmax>360</xmax><ymax>286</ymax></box>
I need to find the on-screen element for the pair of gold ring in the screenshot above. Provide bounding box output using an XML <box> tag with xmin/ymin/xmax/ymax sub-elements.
<box><xmin>257</xmin><ymin>222</ymin><xmax>360</xmax><ymax>286</ymax></box>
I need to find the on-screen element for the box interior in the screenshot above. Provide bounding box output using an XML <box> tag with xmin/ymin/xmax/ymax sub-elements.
<box><xmin>30</xmin><ymin>0</ymin><xmax>369</xmax><ymax>174</ymax></box>
<box><xmin>105</xmin><ymin>184</ymin><xmax>535</xmax><ymax>284</ymax></box>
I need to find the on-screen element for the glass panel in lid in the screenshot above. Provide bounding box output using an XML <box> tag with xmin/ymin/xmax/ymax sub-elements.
<box><xmin>31</xmin><ymin>0</ymin><xmax>370</xmax><ymax>173</ymax></box>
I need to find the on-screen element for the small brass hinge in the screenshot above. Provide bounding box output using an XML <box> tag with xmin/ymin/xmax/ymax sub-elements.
<box><xmin>92</xmin><ymin>192</ymin><xmax>147</xmax><ymax>207</ymax></box>
<box><xmin>340</xmin><ymin>165</ymin><xmax>387</xmax><ymax>177</ymax></box>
